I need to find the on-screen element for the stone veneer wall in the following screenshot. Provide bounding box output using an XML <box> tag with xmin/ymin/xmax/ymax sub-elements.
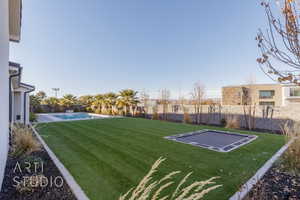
<box><xmin>146</xmin><ymin>104</ymin><xmax>300</xmax><ymax>132</ymax></box>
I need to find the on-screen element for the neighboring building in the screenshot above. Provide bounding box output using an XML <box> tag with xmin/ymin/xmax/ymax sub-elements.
<box><xmin>282</xmin><ymin>85</ymin><xmax>300</xmax><ymax>105</ymax></box>
<box><xmin>9</xmin><ymin>62</ymin><xmax>35</xmax><ymax>124</ymax></box>
<box><xmin>1</xmin><ymin>0</ymin><xmax>34</xmax><ymax>189</ymax></box>
<box><xmin>222</xmin><ymin>84</ymin><xmax>300</xmax><ymax>106</ymax></box>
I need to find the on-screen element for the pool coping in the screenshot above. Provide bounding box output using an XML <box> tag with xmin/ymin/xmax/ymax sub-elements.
<box><xmin>229</xmin><ymin>138</ymin><xmax>295</xmax><ymax>200</ymax></box>
<box><xmin>30</xmin><ymin>124</ymin><xmax>90</xmax><ymax>200</ymax></box>
<box><xmin>164</xmin><ymin>129</ymin><xmax>258</xmax><ymax>153</ymax></box>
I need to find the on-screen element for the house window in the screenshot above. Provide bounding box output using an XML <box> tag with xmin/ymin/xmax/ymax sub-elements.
<box><xmin>172</xmin><ymin>105</ymin><xmax>180</xmax><ymax>113</ymax></box>
<box><xmin>290</xmin><ymin>88</ymin><xmax>300</xmax><ymax>97</ymax></box>
<box><xmin>259</xmin><ymin>90</ymin><xmax>275</xmax><ymax>99</ymax></box>
<box><xmin>259</xmin><ymin>102</ymin><xmax>275</xmax><ymax>106</ymax></box>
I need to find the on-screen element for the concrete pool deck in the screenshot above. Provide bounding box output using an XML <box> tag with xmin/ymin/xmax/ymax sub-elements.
<box><xmin>37</xmin><ymin>112</ymin><xmax>117</xmax><ymax>123</ymax></box>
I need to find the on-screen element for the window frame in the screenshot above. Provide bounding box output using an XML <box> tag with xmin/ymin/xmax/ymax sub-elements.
<box><xmin>259</xmin><ymin>90</ymin><xmax>275</xmax><ymax>99</ymax></box>
<box><xmin>289</xmin><ymin>88</ymin><xmax>300</xmax><ymax>97</ymax></box>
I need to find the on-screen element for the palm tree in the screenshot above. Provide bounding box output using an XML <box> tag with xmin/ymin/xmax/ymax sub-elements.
<box><xmin>103</xmin><ymin>92</ymin><xmax>118</xmax><ymax>115</ymax></box>
<box><xmin>116</xmin><ymin>97</ymin><xmax>127</xmax><ymax>115</ymax></box>
<box><xmin>92</xmin><ymin>94</ymin><xmax>105</xmax><ymax>114</ymax></box>
<box><xmin>118</xmin><ymin>89</ymin><xmax>139</xmax><ymax>116</ymax></box>
<box><xmin>30</xmin><ymin>95</ymin><xmax>42</xmax><ymax>112</ymax></box>
<box><xmin>42</xmin><ymin>97</ymin><xmax>59</xmax><ymax>112</ymax></box>
<box><xmin>36</xmin><ymin>91</ymin><xmax>47</xmax><ymax>100</ymax></box>
<box><xmin>79</xmin><ymin>95</ymin><xmax>95</xmax><ymax>112</ymax></box>
<box><xmin>59</xmin><ymin>94</ymin><xmax>77</xmax><ymax>109</ymax></box>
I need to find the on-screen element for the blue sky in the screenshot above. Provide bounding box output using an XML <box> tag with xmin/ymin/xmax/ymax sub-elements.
<box><xmin>10</xmin><ymin>0</ymin><xmax>272</xmax><ymax>98</ymax></box>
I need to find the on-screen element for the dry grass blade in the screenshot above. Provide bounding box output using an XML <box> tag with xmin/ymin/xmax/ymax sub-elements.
<box><xmin>184</xmin><ymin>185</ymin><xmax>222</xmax><ymax>200</ymax></box>
<box><xmin>171</xmin><ymin>172</ymin><xmax>193</xmax><ymax>198</ymax></box>
<box><xmin>280</xmin><ymin>121</ymin><xmax>300</xmax><ymax>175</ymax></box>
<box><xmin>174</xmin><ymin>181</ymin><xmax>206</xmax><ymax>200</ymax></box>
<box><xmin>128</xmin><ymin>157</ymin><xmax>165</xmax><ymax>200</ymax></box>
<box><xmin>158</xmin><ymin>171</ymin><xmax>180</xmax><ymax>184</ymax></box>
<box><xmin>11</xmin><ymin>124</ymin><xmax>41</xmax><ymax>157</ymax></box>
<box><xmin>195</xmin><ymin>177</ymin><xmax>220</xmax><ymax>192</ymax></box>
<box><xmin>119</xmin><ymin>188</ymin><xmax>134</xmax><ymax>200</ymax></box>
<box><xmin>225</xmin><ymin>115</ymin><xmax>240</xmax><ymax>129</ymax></box>
<box><xmin>119</xmin><ymin>157</ymin><xmax>221</xmax><ymax>200</ymax></box>
<box><xmin>151</xmin><ymin>182</ymin><xmax>173</xmax><ymax>200</ymax></box>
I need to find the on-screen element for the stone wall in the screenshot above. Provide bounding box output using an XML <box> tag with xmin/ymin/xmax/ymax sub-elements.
<box><xmin>146</xmin><ymin>104</ymin><xmax>300</xmax><ymax>132</ymax></box>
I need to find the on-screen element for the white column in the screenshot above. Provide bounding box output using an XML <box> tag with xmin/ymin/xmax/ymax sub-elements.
<box><xmin>11</xmin><ymin>91</ymin><xmax>15</xmax><ymax>122</ymax></box>
<box><xmin>25</xmin><ymin>93</ymin><xmax>30</xmax><ymax>124</ymax></box>
<box><xmin>20</xmin><ymin>91</ymin><xmax>24</xmax><ymax>123</ymax></box>
<box><xmin>0</xmin><ymin>0</ymin><xmax>9</xmax><ymax>189</ymax></box>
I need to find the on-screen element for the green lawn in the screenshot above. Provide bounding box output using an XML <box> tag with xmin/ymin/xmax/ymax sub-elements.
<box><xmin>36</xmin><ymin>118</ymin><xmax>284</xmax><ymax>200</ymax></box>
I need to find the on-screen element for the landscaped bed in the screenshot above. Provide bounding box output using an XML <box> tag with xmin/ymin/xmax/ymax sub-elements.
<box><xmin>247</xmin><ymin>165</ymin><xmax>300</xmax><ymax>199</ymax></box>
<box><xmin>35</xmin><ymin>117</ymin><xmax>285</xmax><ymax>200</ymax></box>
<box><xmin>0</xmin><ymin>135</ymin><xmax>76</xmax><ymax>200</ymax></box>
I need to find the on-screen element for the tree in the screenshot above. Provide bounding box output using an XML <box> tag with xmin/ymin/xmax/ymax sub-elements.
<box><xmin>191</xmin><ymin>82</ymin><xmax>205</xmax><ymax>124</ymax></box>
<box><xmin>42</xmin><ymin>97</ymin><xmax>59</xmax><ymax>112</ymax></box>
<box><xmin>118</xmin><ymin>89</ymin><xmax>139</xmax><ymax>116</ymax></box>
<box><xmin>36</xmin><ymin>91</ymin><xmax>47</xmax><ymax>100</ymax></box>
<box><xmin>92</xmin><ymin>94</ymin><xmax>104</xmax><ymax>114</ymax></box>
<box><xmin>59</xmin><ymin>94</ymin><xmax>77</xmax><ymax>109</ymax></box>
<box><xmin>139</xmin><ymin>90</ymin><xmax>150</xmax><ymax>117</ymax></box>
<box><xmin>79</xmin><ymin>95</ymin><xmax>95</xmax><ymax>112</ymax></box>
<box><xmin>158</xmin><ymin>89</ymin><xmax>170</xmax><ymax>120</ymax></box>
<box><xmin>103</xmin><ymin>92</ymin><xmax>118</xmax><ymax>114</ymax></box>
<box><xmin>30</xmin><ymin>95</ymin><xmax>42</xmax><ymax>112</ymax></box>
<box><xmin>257</xmin><ymin>0</ymin><xmax>300</xmax><ymax>85</ymax></box>
<box><xmin>242</xmin><ymin>76</ymin><xmax>257</xmax><ymax>130</ymax></box>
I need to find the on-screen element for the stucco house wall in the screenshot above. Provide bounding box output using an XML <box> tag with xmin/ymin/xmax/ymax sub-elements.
<box><xmin>222</xmin><ymin>84</ymin><xmax>283</xmax><ymax>106</ymax></box>
<box><xmin>0</xmin><ymin>0</ymin><xmax>10</xmax><ymax>189</ymax></box>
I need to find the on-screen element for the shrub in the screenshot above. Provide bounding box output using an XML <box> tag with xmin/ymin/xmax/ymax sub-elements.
<box><xmin>11</xmin><ymin>124</ymin><xmax>41</xmax><ymax>157</ymax></box>
<box><xmin>280</xmin><ymin>122</ymin><xmax>300</xmax><ymax>175</ymax></box>
<box><xmin>119</xmin><ymin>157</ymin><xmax>221</xmax><ymax>200</ymax></box>
<box><xmin>29</xmin><ymin>112</ymin><xmax>37</xmax><ymax>122</ymax></box>
<box><xmin>220</xmin><ymin>118</ymin><xmax>226</xmax><ymax>126</ymax></box>
<box><xmin>225</xmin><ymin>116</ymin><xmax>240</xmax><ymax>129</ymax></box>
<box><xmin>182</xmin><ymin>106</ymin><xmax>191</xmax><ymax>124</ymax></box>
<box><xmin>152</xmin><ymin>106</ymin><xmax>159</xmax><ymax>120</ymax></box>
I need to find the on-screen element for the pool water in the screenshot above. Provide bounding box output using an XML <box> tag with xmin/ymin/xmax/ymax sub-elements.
<box><xmin>53</xmin><ymin>113</ymin><xmax>94</xmax><ymax>120</ymax></box>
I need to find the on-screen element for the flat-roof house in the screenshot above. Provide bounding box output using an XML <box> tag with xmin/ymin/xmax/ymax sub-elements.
<box><xmin>0</xmin><ymin>0</ymin><xmax>34</xmax><ymax>189</ymax></box>
<box><xmin>222</xmin><ymin>84</ymin><xmax>300</xmax><ymax>106</ymax></box>
<box><xmin>9</xmin><ymin>62</ymin><xmax>35</xmax><ymax>124</ymax></box>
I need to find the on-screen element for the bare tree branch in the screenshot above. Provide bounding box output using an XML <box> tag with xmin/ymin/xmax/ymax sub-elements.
<box><xmin>257</xmin><ymin>0</ymin><xmax>300</xmax><ymax>85</ymax></box>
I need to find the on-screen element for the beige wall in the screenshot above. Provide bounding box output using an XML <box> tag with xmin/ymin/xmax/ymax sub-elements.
<box><xmin>222</xmin><ymin>84</ymin><xmax>283</xmax><ymax>106</ymax></box>
<box><xmin>222</xmin><ymin>87</ymin><xmax>242</xmax><ymax>105</ymax></box>
<box><xmin>146</xmin><ymin>104</ymin><xmax>300</xmax><ymax>131</ymax></box>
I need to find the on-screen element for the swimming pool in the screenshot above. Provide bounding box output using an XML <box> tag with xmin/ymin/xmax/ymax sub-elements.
<box><xmin>37</xmin><ymin>112</ymin><xmax>114</xmax><ymax>123</ymax></box>
<box><xmin>53</xmin><ymin>113</ymin><xmax>94</xmax><ymax>120</ymax></box>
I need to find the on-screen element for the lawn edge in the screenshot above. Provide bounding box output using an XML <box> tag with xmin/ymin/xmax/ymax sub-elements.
<box><xmin>229</xmin><ymin>138</ymin><xmax>294</xmax><ymax>200</ymax></box>
<box><xmin>30</xmin><ymin>124</ymin><xmax>90</xmax><ymax>200</ymax></box>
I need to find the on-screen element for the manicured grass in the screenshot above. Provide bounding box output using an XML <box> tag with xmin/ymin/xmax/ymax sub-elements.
<box><xmin>36</xmin><ymin>118</ymin><xmax>284</xmax><ymax>200</ymax></box>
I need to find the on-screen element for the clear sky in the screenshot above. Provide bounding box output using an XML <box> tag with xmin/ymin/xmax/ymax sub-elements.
<box><xmin>10</xmin><ymin>0</ymin><xmax>274</xmax><ymax>99</ymax></box>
